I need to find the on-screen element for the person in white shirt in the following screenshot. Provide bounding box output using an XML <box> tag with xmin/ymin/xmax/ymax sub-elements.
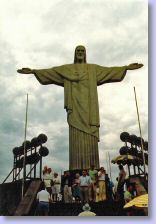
<box><xmin>36</xmin><ymin>182</ymin><xmax>51</xmax><ymax>216</ymax></box>
<box><xmin>98</xmin><ymin>167</ymin><xmax>106</xmax><ymax>201</ymax></box>
<box><xmin>117</xmin><ymin>165</ymin><xmax>126</xmax><ymax>200</ymax></box>
<box><xmin>43</xmin><ymin>167</ymin><xmax>53</xmax><ymax>195</ymax></box>
<box><xmin>51</xmin><ymin>172</ymin><xmax>61</xmax><ymax>202</ymax></box>
<box><xmin>78</xmin><ymin>203</ymin><xmax>96</xmax><ymax>216</ymax></box>
<box><xmin>113</xmin><ymin>177</ymin><xmax>119</xmax><ymax>200</ymax></box>
<box><xmin>79</xmin><ymin>170</ymin><xmax>91</xmax><ymax>204</ymax></box>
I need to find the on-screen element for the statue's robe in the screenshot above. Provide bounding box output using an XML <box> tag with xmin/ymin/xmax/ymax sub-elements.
<box><xmin>34</xmin><ymin>64</ymin><xmax>127</xmax><ymax>170</ymax></box>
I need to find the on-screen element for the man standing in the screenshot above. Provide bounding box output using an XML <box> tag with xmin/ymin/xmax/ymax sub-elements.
<box><xmin>61</xmin><ymin>171</ymin><xmax>73</xmax><ymax>203</ymax></box>
<box><xmin>36</xmin><ymin>182</ymin><xmax>51</xmax><ymax>216</ymax></box>
<box><xmin>113</xmin><ymin>177</ymin><xmax>119</xmax><ymax>200</ymax></box>
<box><xmin>117</xmin><ymin>165</ymin><xmax>127</xmax><ymax>200</ymax></box>
<box><xmin>124</xmin><ymin>185</ymin><xmax>134</xmax><ymax>216</ymax></box>
<box><xmin>51</xmin><ymin>172</ymin><xmax>61</xmax><ymax>202</ymax></box>
<box><xmin>124</xmin><ymin>185</ymin><xmax>133</xmax><ymax>204</ymax></box>
<box><xmin>88</xmin><ymin>164</ymin><xmax>98</xmax><ymax>202</ymax></box>
<box><xmin>17</xmin><ymin>45</ymin><xmax>143</xmax><ymax>170</ymax></box>
<box><xmin>79</xmin><ymin>170</ymin><xmax>91</xmax><ymax>204</ymax></box>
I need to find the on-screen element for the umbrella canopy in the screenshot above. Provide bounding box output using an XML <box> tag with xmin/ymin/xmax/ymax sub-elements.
<box><xmin>112</xmin><ymin>155</ymin><xmax>136</xmax><ymax>163</ymax></box>
<box><xmin>111</xmin><ymin>154</ymin><xmax>142</xmax><ymax>166</ymax></box>
<box><xmin>124</xmin><ymin>194</ymin><xmax>148</xmax><ymax>208</ymax></box>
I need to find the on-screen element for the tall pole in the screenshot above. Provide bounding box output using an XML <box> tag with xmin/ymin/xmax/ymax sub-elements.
<box><xmin>106</xmin><ymin>151</ymin><xmax>109</xmax><ymax>174</ymax></box>
<box><xmin>22</xmin><ymin>94</ymin><xmax>29</xmax><ymax>198</ymax></box>
<box><xmin>108</xmin><ymin>152</ymin><xmax>112</xmax><ymax>181</ymax></box>
<box><xmin>133</xmin><ymin>87</ymin><xmax>146</xmax><ymax>176</ymax></box>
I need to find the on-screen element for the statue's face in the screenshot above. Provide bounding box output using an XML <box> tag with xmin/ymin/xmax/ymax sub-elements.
<box><xmin>75</xmin><ymin>46</ymin><xmax>85</xmax><ymax>62</ymax></box>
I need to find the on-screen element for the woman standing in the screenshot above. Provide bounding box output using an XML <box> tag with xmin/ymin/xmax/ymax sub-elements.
<box><xmin>72</xmin><ymin>173</ymin><xmax>81</xmax><ymax>202</ymax></box>
<box><xmin>43</xmin><ymin>167</ymin><xmax>53</xmax><ymax>196</ymax></box>
<box><xmin>98</xmin><ymin>167</ymin><xmax>106</xmax><ymax>201</ymax></box>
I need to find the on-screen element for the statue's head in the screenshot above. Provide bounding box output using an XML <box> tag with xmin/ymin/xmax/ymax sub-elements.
<box><xmin>74</xmin><ymin>45</ymin><xmax>86</xmax><ymax>64</ymax></box>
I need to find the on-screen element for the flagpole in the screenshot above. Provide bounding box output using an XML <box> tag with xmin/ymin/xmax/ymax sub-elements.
<box><xmin>22</xmin><ymin>94</ymin><xmax>29</xmax><ymax>198</ymax></box>
<box><xmin>108</xmin><ymin>152</ymin><xmax>112</xmax><ymax>181</ymax></box>
<box><xmin>133</xmin><ymin>87</ymin><xmax>146</xmax><ymax>176</ymax></box>
<box><xmin>106</xmin><ymin>151</ymin><xmax>109</xmax><ymax>174</ymax></box>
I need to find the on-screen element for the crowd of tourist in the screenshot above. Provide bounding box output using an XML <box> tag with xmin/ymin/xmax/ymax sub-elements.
<box><xmin>39</xmin><ymin>164</ymin><xmax>131</xmax><ymax>204</ymax></box>
<box><xmin>36</xmin><ymin>164</ymin><xmax>141</xmax><ymax>215</ymax></box>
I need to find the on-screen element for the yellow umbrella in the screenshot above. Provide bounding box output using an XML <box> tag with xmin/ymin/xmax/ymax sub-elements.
<box><xmin>124</xmin><ymin>194</ymin><xmax>148</xmax><ymax>208</ymax></box>
<box><xmin>111</xmin><ymin>155</ymin><xmax>135</xmax><ymax>163</ymax></box>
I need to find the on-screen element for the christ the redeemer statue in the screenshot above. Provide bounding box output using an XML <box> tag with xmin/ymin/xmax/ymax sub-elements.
<box><xmin>17</xmin><ymin>45</ymin><xmax>143</xmax><ymax>170</ymax></box>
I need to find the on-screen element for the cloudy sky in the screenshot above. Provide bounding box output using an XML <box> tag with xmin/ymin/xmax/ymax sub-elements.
<box><xmin>0</xmin><ymin>0</ymin><xmax>148</xmax><ymax>183</ymax></box>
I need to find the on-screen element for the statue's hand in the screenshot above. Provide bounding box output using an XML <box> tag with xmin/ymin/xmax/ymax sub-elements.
<box><xmin>127</xmin><ymin>63</ymin><xmax>144</xmax><ymax>70</ymax></box>
<box><xmin>17</xmin><ymin>68</ymin><xmax>33</xmax><ymax>74</ymax></box>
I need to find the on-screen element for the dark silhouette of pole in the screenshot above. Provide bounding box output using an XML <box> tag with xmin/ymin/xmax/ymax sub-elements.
<box><xmin>108</xmin><ymin>152</ymin><xmax>112</xmax><ymax>181</ymax></box>
<box><xmin>133</xmin><ymin>87</ymin><xmax>146</xmax><ymax>176</ymax></box>
<box><xmin>22</xmin><ymin>94</ymin><xmax>29</xmax><ymax>198</ymax></box>
<box><xmin>106</xmin><ymin>151</ymin><xmax>109</xmax><ymax>174</ymax></box>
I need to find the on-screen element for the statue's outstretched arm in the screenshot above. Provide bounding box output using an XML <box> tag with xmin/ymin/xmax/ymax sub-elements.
<box><xmin>17</xmin><ymin>68</ymin><xmax>35</xmax><ymax>74</ymax></box>
<box><xmin>17</xmin><ymin>67</ymin><xmax>64</xmax><ymax>86</ymax></box>
<box><xmin>126</xmin><ymin>63</ymin><xmax>144</xmax><ymax>70</ymax></box>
